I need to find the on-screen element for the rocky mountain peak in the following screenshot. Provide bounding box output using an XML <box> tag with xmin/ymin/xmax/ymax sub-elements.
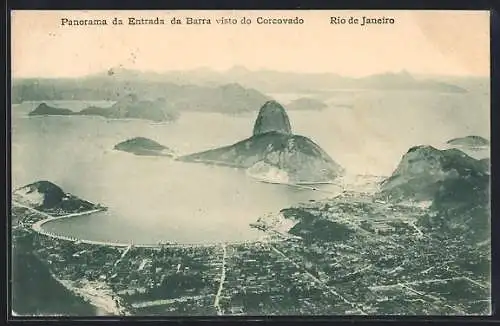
<box><xmin>13</xmin><ymin>181</ymin><xmax>65</xmax><ymax>208</ymax></box>
<box><xmin>380</xmin><ymin>145</ymin><xmax>488</xmax><ymax>202</ymax></box>
<box><xmin>252</xmin><ymin>100</ymin><xmax>292</xmax><ymax>136</ymax></box>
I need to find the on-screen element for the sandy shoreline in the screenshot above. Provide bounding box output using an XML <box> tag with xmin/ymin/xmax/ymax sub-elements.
<box><xmin>55</xmin><ymin>277</ymin><xmax>129</xmax><ymax>316</ymax></box>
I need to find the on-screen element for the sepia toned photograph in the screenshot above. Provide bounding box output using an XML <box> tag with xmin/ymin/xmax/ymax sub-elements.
<box><xmin>10</xmin><ymin>10</ymin><xmax>490</xmax><ymax>316</ymax></box>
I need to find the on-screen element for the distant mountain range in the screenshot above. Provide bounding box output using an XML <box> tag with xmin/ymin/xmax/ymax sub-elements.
<box><xmin>12</xmin><ymin>67</ymin><xmax>477</xmax><ymax>109</ymax></box>
<box><xmin>90</xmin><ymin>67</ymin><xmax>468</xmax><ymax>93</ymax></box>
<box><xmin>13</xmin><ymin>74</ymin><xmax>272</xmax><ymax>114</ymax></box>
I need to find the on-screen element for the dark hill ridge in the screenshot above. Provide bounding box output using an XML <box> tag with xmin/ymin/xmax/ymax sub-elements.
<box><xmin>280</xmin><ymin>208</ymin><xmax>354</xmax><ymax>242</ymax></box>
<box><xmin>378</xmin><ymin>144</ymin><xmax>490</xmax><ymax>242</ymax></box>
<box><xmin>178</xmin><ymin>101</ymin><xmax>343</xmax><ymax>183</ymax></box>
<box><xmin>13</xmin><ymin>181</ymin><xmax>103</xmax><ymax>213</ymax></box>
<box><xmin>379</xmin><ymin>145</ymin><xmax>488</xmax><ymax>202</ymax></box>
<box><xmin>252</xmin><ymin>101</ymin><xmax>292</xmax><ymax>136</ymax></box>
<box><xmin>114</xmin><ymin>137</ymin><xmax>175</xmax><ymax>156</ymax></box>
<box><xmin>447</xmin><ymin>135</ymin><xmax>490</xmax><ymax>147</ymax></box>
<box><xmin>422</xmin><ymin>171</ymin><xmax>490</xmax><ymax>242</ymax></box>
<box><xmin>479</xmin><ymin>158</ymin><xmax>490</xmax><ymax>171</ymax></box>
<box><xmin>12</xmin><ymin>234</ymin><xmax>97</xmax><ymax>316</ymax></box>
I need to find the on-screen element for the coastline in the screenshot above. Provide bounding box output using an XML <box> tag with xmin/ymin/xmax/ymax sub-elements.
<box><xmin>250</xmin><ymin>178</ymin><xmax>341</xmax><ymax>194</ymax></box>
<box><xmin>11</xmin><ymin>238</ymin><xmax>98</xmax><ymax>316</ymax></box>
<box><xmin>12</xmin><ymin>198</ymin><xmax>285</xmax><ymax>316</ymax></box>
<box><xmin>13</xmin><ymin>200</ymin><xmax>280</xmax><ymax>248</ymax></box>
<box><xmin>56</xmin><ymin>277</ymin><xmax>130</xmax><ymax>316</ymax></box>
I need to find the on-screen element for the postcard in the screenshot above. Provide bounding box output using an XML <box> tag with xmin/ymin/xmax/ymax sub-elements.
<box><xmin>10</xmin><ymin>10</ymin><xmax>490</xmax><ymax>316</ymax></box>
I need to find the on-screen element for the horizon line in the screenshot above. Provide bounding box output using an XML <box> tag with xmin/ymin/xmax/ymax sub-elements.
<box><xmin>11</xmin><ymin>66</ymin><xmax>490</xmax><ymax>80</ymax></box>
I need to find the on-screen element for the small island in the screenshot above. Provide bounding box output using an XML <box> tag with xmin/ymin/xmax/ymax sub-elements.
<box><xmin>286</xmin><ymin>97</ymin><xmax>328</xmax><ymax>111</ymax></box>
<box><xmin>114</xmin><ymin>137</ymin><xmax>175</xmax><ymax>157</ymax></box>
<box><xmin>28</xmin><ymin>103</ymin><xmax>74</xmax><ymax>116</ymax></box>
<box><xmin>28</xmin><ymin>95</ymin><xmax>180</xmax><ymax>122</ymax></box>
<box><xmin>446</xmin><ymin>135</ymin><xmax>490</xmax><ymax>147</ymax></box>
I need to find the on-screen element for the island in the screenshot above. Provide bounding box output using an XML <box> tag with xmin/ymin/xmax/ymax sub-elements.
<box><xmin>286</xmin><ymin>97</ymin><xmax>328</xmax><ymax>111</ymax></box>
<box><xmin>28</xmin><ymin>103</ymin><xmax>74</xmax><ymax>116</ymax></box>
<box><xmin>28</xmin><ymin>96</ymin><xmax>180</xmax><ymax>122</ymax></box>
<box><xmin>113</xmin><ymin>137</ymin><xmax>175</xmax><ymax>157</ymax></box>
<box><xmin>446</xmin><ymin>135</ymin><xmax>490</xmax><ymax>147</ymax></box>
<box><xmin>178</xmin><ymin>100</ymin><xmax>344</xmax><ymax>184</ymax></box>
<box><xmin>78</xmin><ymin>95</ymin><xmax>179</xmax><ymax>122</ymax></box>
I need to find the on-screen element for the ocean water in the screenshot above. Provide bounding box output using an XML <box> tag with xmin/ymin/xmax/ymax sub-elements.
<box><xmin>11</xmin><ymin>89</ymin><xmax>490</xmax><ymax>244</ymax></box>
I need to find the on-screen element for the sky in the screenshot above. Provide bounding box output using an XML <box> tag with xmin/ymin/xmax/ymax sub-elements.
<box><xmin>11</xmin><ymin>10</ymin><xmax>490</xmax><ymax>78</ymax></box>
